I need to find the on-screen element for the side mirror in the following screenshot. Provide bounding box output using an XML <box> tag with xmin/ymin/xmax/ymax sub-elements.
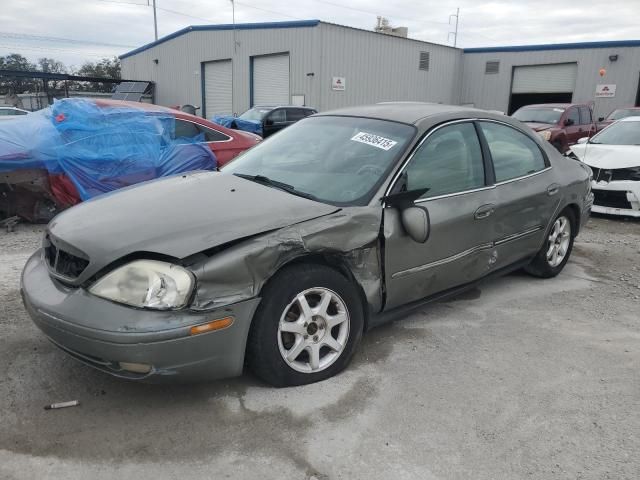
<box><xmin>577</xmin><ymin>137</ymin><xmax>589</xmax><ymax>144</ymax></box>
<box><xmin>598</xmin><ymin>116</ymin><xmax>604</xmax><ymax>122</ymax></box>
<box><xmin>401</xmin><ymin>207</ymin><xmax>430</xmax><ymax>243</ymax></box>
<box><xmin>564</xmin><ymin>118</ymin><xmax>574</xmax><ymax>126</ymax></box>
<box><xmin>383</xmin><ymin>188</ymin><xmax>430</xmax><ymax>243</ymax></box>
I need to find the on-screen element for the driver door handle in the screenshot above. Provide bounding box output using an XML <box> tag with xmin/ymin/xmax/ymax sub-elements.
<box><xmin>474</xmin><ymin>204</ymin><xmax>495</xmax><ymax>220</ymax></box>
<box><xmin>547</xmin><ymin>184</ymin><xmax>560</xmax><ymax>196</ymax></box>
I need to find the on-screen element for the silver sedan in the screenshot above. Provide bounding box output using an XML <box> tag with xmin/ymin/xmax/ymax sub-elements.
<box><xmin>21</xmin><ymin>103</ymin><xmax>593</xmax><ymax>386</ymax></box>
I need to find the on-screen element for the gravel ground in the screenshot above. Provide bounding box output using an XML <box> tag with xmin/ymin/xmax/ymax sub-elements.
<box><xmin>0</xmin><ymin>216</ymin><xmax>639</xmax><ymax>480</ymax></box>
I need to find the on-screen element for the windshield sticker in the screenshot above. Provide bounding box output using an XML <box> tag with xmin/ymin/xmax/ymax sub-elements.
<box><xmin>351</xmin><ymin>132</ymin><xmax>398</xmax><ymax>151</ymax></box>
<box><xmin>553</xmin><ymin>108</ymin><xmax>564</xmax><ymax>112</ymax></box>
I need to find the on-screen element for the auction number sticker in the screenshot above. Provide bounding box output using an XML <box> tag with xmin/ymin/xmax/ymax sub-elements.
<box><xmin>351</xmin><ymin>132</ymin><xmax>398</xmax><ymax>151</ymax></box>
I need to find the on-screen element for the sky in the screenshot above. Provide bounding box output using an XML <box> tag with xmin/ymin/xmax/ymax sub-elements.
<box><xmin>0</xmin><ymin>0</ymin><xmax>638</xmax><ymax>69</ymax></box>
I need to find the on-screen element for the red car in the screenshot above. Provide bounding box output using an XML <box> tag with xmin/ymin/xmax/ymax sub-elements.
<box><xmin>511</xmin><ymin>103</ymin><xmax>597</xmax><ymax>153</ymax></box>
<box><xmin>98</xmin><ymin>100</ymin><xmax>261</xmax><ymax>166</ymax></box>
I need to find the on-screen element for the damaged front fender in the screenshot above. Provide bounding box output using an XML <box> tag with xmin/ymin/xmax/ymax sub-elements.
<box><xmin>188</xmin><ymin>207</ymin><xmax>384</xmax><ymax>313</ymax></box>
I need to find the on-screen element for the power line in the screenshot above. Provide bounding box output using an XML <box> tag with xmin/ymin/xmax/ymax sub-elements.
<box><xmin>308</xmin><ymin>0</ymin><xmax>449</xmax><ymax>26</ymax></box>
<box><xmin>0</xmin><ymin>43</ymin><xmax>118</xmax><ymax>58</ymax></box>
<box><xmin>0</xmin><ymin>31</ymin><xmax>135</xmax><ymax>48</ymax></box>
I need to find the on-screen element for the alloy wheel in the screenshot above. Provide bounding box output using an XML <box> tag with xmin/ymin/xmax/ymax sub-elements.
<box><xmin>277</xmin><ymin>287</ymin><xmax>350</xmax><ymax>373</ymax></box>
<box><xmin>546</xmin><ymin>215</ymin><xmax>571</xmax><ymax>268</ymax></box>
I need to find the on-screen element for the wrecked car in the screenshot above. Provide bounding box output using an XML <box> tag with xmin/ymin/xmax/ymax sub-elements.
<box><xmin>570</xmin><ymin>116</ymin><xmax>640</xmax><ymax>217</ymax></box>
<box><xmin>0</xmin><ymin>98</ymin><xmax>260</xmax><ymax>221</ymax></box>
<box><xmin>21</xmin><ymin>103</ymin><xmax>593</xmax><ymax>387</ymax></box>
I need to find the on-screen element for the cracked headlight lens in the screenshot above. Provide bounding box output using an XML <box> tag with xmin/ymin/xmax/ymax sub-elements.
<box><xmin>89</xmin><ymin>260</ymin><xmax>194</xmax><ymax>310</ymax></box>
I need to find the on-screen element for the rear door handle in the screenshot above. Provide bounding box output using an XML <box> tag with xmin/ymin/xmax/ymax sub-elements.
<box><xmin>547</xmin><ymin>184</ymin><xmax>560</xmax><ymax>196</ymax></box>
<box><xmin>474</xmin><ymin>204</ymin><xmax>495</xmax><ymax>220</ymax></box>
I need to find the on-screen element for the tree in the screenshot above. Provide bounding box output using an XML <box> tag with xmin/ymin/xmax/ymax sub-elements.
<box><xmin>76</xmin><ymin>57</ymin><xmax>121</xmax><ymax>92</ymax></box>
<box><xmin>37</xmin><ymin>57</ymin><xmax>68</xmax><ymax>91</ymax></box>
<box><xmin>0</xmin><ymin>53</ymin><xmax>38</xmax><ymax>94</ymax></box>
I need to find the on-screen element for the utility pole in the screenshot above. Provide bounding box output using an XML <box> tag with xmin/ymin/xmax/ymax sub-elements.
<box><xmin>231</xmin><ymin>0</ymin><xmax>237</xmax><ymax>52</ymax></box>
<box><xmin>152</xmin><ymin>0</ymin><xmax>158</xmax><ymax>41</ymax></box>
<box><xmin>448</xmin><ymin>7</ymin><xmax>460</xmax><ymax>47</ymax></box>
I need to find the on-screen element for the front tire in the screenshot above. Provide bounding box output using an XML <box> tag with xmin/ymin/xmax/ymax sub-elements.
<box><xmin>525</xmin><ymin>209</ymin><xmax>575</xmax><ymax>278</ymax></box>
<box><xmin>247</xmin><ymin>264</ymin><xmax>364</xmax><ymax>387</ymax></box>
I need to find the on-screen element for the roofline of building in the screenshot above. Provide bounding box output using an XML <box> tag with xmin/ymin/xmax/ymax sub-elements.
<box><xmin>119</xmin><ymin>19</ymin><xmax>320</xmax><ymax>59</ymax></box>
<box><xmin>464</xmin><ymin>39</ymin><xmax>640</xmax><ymax>54</ymax></box>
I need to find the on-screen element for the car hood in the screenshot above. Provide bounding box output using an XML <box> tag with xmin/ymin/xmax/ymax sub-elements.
<box><xmin>48</xmin><ymin>171</ymin><xmax>338</xmax><ymax>284</ymax></box>
<box><xmin>570</xmin><ymin>144</ymin><xmax>640</xmax><ymax>169</ymax></box>
<box><xmin>523</xmin><ymin>122</ymin><xmax>553</xmax><ymax>132</ymax></box>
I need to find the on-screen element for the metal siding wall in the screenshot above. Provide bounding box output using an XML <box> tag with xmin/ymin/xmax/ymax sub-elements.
<box><xmin>317</xmin><ymin>23</ymin><xmax>463</xmax><ymax>110</ymax></box>
<box><xmin>460</xmin><ymin>47</ymin><xmax>640</xmax><ymax>114</ymax></box>
<box><xmin>121</xmin><ymin>26</ymin><xmax>320</xmax><ymax>117</ymax></box>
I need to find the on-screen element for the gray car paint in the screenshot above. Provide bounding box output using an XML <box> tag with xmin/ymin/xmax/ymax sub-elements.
<box><xmin>21</xmin><ymin>103</ymin><xmax>592</xmax><ymax>382</ymax></box>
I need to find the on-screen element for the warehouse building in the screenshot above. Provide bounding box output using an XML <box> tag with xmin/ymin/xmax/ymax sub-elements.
<box><xmin>462</xmin><ymin>40</ymin><xmax>640</xmax><ymax>115</ymax></box>
<box><xmin>120</xmin><ymin>20</ymin><xmax>640</xmax><ymax>119</ymax></box>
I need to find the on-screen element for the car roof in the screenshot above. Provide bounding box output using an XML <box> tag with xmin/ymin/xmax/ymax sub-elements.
<box><xmin>252</xmin><ymin>105</ymin><xmax>316</xmax><ymax>110</ymax></box>
<box><xmin>519</xmin><ymin>103</ymin><xmax>590</xmax><ymax>109</ymax></box>
<box><xmin>315</xmin><ymin>102</ymin><xmax>493</xmax><ymax>125</ymax></box>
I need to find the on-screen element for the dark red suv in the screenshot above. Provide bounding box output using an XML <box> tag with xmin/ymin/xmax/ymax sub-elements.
<box><xmin>511</xmin><ymin>103</ymin><xmax>597</xmax><ymax>153</ymax></box>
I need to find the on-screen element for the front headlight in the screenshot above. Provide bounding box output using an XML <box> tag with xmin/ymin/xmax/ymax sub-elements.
<box><xmin>89</xmin><ymin>260</ymin><xmax>194</xmax><ymax>310</ymax></box>
<box><xmin>539</xmin><ymin>131</ymin><xmax>552</xmax><ymax>141</ymax></box>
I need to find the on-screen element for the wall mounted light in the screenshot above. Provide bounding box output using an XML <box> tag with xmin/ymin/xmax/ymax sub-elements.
<box><xmin>608</xmin><ymin>54</ymin><xmax>618</xmax><ymax>62</ymax></box>
<box><xmin>153</xmin><ymin>59</ymin><xmax>159</xmax><ymax>64</ymax></box>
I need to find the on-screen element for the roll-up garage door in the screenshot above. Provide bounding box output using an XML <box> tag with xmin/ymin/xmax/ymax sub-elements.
<box><xmin>252</xmin><ymin>54</ymin><xmax>290</xmax><ymax>106</ymax></box>
<box><xmin>512</xmin><ymin>63</ymin><xmax>577</xmax><ymax>94</ymax></box>
<box><xmin>204</xmin><ymin>60</ymin><xmax>232</xmax><ymax>118</ymax></box>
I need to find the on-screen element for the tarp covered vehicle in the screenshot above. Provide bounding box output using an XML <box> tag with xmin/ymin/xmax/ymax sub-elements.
<box><xmin>0</xmin><ymin>98</ymin><xmax>217</xmax><ymax>221</ymax></box>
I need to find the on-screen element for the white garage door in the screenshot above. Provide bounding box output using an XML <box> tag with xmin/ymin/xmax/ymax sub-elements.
<box><xmin>204</xmin><ymin>60</ymin><xmax>232</xmax><ymax>117</ymax></box>
<box><xmin>512</xmin><ymin>63</ymin><xmax>578</xmax><ymax>94</ymax></box>
<box><xmin>252</xmin><ymin>54</ymin><xmax>290</xmax><ymax>106</ymax></box>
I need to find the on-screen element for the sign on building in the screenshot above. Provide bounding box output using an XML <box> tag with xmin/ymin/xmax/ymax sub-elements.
<box><xmin>332</xmin><ymin>77</ymin><xmax>346</xmax><ymax>91</ymax></box>
<box><xmin>595</xmin><ymin>84</ymin><xmax>616</xmax><ymax>98</ymax></box>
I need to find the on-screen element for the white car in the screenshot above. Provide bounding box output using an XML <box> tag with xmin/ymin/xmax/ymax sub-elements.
<box><xmin>570</xmin><ymin>116</ymin><xmax>640</xmax><ymax>217</ymax></box>
<box><xmin>0</xmin><ymin>106</ymin><xmax>30</xmax><ymax>120</ymax></box>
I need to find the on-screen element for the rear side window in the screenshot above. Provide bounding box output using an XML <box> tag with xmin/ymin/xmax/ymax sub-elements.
<box><xmin>579</xmin><ymin>106</ymin><xmax>592</xmax><ymax>125</ymax></box>
<box><xmin>404</xmin><ymin>122</ymin><xmax>485</xmax><ymax>199</ymax></box>
<box><xmin>198</xmin><ymin>124</ymin><xmax>230</xmax><ymax>142</ymax></box>
<box><xmin>174</xmin><ymin>119</ymin><xmax>200</xmax><ymax>138</ymax></box>
<box><xmin>479</xmin><ymin>122</ymin><xmax>546</xmax><ymax>182</ymax></box>
<box><xmin>267</xmin><ymin>109</ymin><xmax>286</xmax><ymax>123</ymax></box>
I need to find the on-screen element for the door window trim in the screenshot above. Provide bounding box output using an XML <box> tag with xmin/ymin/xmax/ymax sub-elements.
<box><xmin>385</xmin><ymin>118</ymin><xmax>491</xmax><ymax>205</ymax></box>
<box><xmin>177</xmin><ymin>118</ymin><xmax>233</xmax><ymax>143</ymax></box>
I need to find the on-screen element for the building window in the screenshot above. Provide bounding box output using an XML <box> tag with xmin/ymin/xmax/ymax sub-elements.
<box><xmin>419</xmin><ymin>51</ymin><xmax>430</xmax><ymax>71</ymax></box>
<box><xmin>485</xmin><ymin>61</ymin><xmax>500</xmax><ymax>74</ymax></box>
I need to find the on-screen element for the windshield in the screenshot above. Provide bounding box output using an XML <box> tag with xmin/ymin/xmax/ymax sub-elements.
<box><xmin>607</xmin><ymin>108</ymin><xmax>639</xmax><ymax>121</ymax></box>
<box><xmin>512</xmin><ymin>107</ymin><xmax>564</xmax><ymax>124</ymax></box>
<box><xmin>239</xmin><ymin>107</ymin><xmax>272</xmax><ymax>122</ymax></box>
<box><xmin>222</xmin><ymin>116</ymin><xmax>415</xmax><ymax>206</ymax></box>
<box><xmin>590</xmin><ymin>121</ymin><xmax>640</xmax><ymax>145</ymax></box>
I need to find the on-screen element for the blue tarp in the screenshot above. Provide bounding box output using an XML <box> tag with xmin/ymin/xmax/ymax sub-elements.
<box><xmin>0</xmin><ymin>98</ymin><xmax>217</xmax><ymax>200</ymax></box>
<box><xmin>212</xmin><ymin>115</ymin><xmax>262</xmax><ymax>136</ymax></box>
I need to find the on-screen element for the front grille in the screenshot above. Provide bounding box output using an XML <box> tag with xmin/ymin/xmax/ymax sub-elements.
<box><xmin>593</xmin><ymin>190</ymin><xmax>632</xmax><ymax>209</ymax></box>
<box><xmin>43</xmin><ymin>234</ymin><xmax>89</xmax><ymax>279</ymax></box>
<box><xmin>591</xmin><ymin>167</ymin><xmax>640</xmax><ymax>182</ymax></box>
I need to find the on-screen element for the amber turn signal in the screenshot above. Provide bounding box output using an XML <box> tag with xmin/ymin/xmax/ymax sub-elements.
<box><xmin>190</xmin><ymin>317</ymin><xmax>234</xmax><ymax>335</ymax></box>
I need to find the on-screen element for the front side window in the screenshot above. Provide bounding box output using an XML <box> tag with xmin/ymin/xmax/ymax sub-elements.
<box><xmin>565</xmin><ymin>108</ymin><xmax>580</xmax><ymax>125</ymax></box>
<box><xmin>403</xmin><ymin>122</ymin><xmax>485</xmax><ymax>199</ymax></box>
<box><xmin>239</xmin><ymin>107</ymin><xmax>272</xmax><ymax>122</ymax></box>
<box><xmin>223</xmin><ymin>116</ymin><xmax>415</xmax><ymax>205</ymax></box>
<box><xmin>267</xmin><ymin>109</ymin><xmax>286</xmax><ymax>124</ymax></box>
<box><xmin>479</xmin><ymin>121</ymin><xmax>546</xmax><ymax>182</ymax></box>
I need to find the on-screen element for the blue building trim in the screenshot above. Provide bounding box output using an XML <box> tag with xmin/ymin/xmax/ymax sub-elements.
<box><xmin>119</xmin><ymin>20</ymin><xmax>320</xmax><ymax>59</ymax></box>
<box><xmin>464</xmin><ymin>39</ymin><xmax>640</xmax><ymax>54</ymax></box>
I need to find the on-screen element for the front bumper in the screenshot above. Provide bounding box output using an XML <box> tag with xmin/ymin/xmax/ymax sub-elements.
<box><xmin>21</xmin><ymin>251</ymin><xmax>260</xmax><ymax>382</ymax></box>
<box><xmin>591</xmin><ymin>180</ymin><xmax>640</xmax><ymax>218</ymax></box>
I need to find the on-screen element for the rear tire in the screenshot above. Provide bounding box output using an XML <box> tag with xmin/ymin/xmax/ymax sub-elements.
<box><xmin>247</xmin><ymin>264</ymin><xmax>364</xmax><ymax>387</ymax></box>
<box><xmin>525</xmin><ymin>208</ymin><xmax>575</xmax><ymax>278</ymax></box>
